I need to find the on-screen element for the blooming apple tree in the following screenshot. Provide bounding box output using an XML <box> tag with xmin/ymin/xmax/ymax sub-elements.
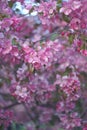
<box><xmin>0</xmin><ymin>0</ymin><xmax>87</xmax><ymax>130</ymax></box>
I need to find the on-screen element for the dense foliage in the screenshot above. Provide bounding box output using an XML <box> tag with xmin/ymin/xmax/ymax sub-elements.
<box><xmin>0</xmin><ymin>0</ymin><xmax>87</xmax><ymax>130</ymax></box>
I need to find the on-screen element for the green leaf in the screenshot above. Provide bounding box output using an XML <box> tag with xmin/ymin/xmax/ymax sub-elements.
<box><xmin>11</xmin><ymin>122</ymin><xmax>16</xmax><ymax>130</ymax></box>
<box><xmin>57</xmin><ymin>0</ymin><xmax>62</xmax><ymax>11</ymax></box>
<box><xmin>11</xmin><ymin>123</ymin><xmax>26</xmax><ymax>130</ymax></box>
<box><xmin>59</xmin><ymin>129</ymin><xmax>64</xmax><ymax>130</ymax></box>
<box><xmin>12</xmin><ymin>38</ymin><xmax>19</xmax><ymax>45</ymax></box>
<box><xmin>62</xmin><ymin>14</ymin><xmax>70</xmax><ymax>23</ymax></box>
<box><xmin>0</xmin><ymin>14</ymin><xmax>9</xmax><ymax>20</ymax></box>
<box><xmin>0</xmin><ymin>125</ymin><xmax>4</xmax><ymax>130</ymax></box>
<box><xmin>74</xmin><ymin>127</ymin><xmax>82</xmax><ymax>130</ymax></box>
<box><xmin>81</xmin><ymin>34</ymin><xmax>87</xmax><ymax>42</ymax></box>
<box><xmin>68</xmin><ymin>34</ymin><xmax>75</xmax><ymax>44</ymax></box>
<box><xmin>39</xmin><ymin>124</ymin><xmax>47</xmax><ymax>129</ymax></box>
<box><xmin>29</xmin><ymin>7</ymin><xmax>34</xmax><ymax>14</ymax></box>
<box><xmin>18</xmin><ymin>125</ymin><xmax>26</xmax><ymax>130</ymax></box>
<box><xmin>8</xmin><ymin>1</ymin><xmax>14</xmax><ymax>8</ymax></box>
<box><xmin>12</xmin><ymin>38</ymin><xmax>21</xmax><ymax>50</ymax></box>
<box><xmin>50</xmin><ymin>33</ymin><xmax>58</xmax><ymax>41</ymax></box>
<box><xmin>75</xmin><ymin>99</ymin><xmax>83</xmax><ymax>114</ymax></box>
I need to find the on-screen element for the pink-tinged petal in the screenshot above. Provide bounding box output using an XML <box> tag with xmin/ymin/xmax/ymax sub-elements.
<box><xmin>64</xmin><ymin>8</ymin><xmax>72</xmax><ymax>15</ymax></box>
<box><xmin>0</xmin><ymin>32</ymin><xmax>4</xmax><ymax>38</ymax></box>
<box><xmin>3</xmin><ymin>46</ymin><xmax>12</xmax><ymax>55</ymax></box>
<box><xmin>80</xmin><ymin>50</ymin><xmax>87</xmax><ymax>56</ymax></box>
<box><xmin>72</xmin><ymin>1</ymin><xmax>81</xmax><ymax>10</ymax></box>
<box><xmin>59</xmin><ymin>7</ymin><xmax>65</xmax><ymax>13</ymax></box>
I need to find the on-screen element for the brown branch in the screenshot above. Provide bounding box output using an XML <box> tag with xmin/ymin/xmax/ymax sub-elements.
<box><xmin>23</xmin><ymin>103</ymin><xmax>35</xmax><ymax>122</ymax></box>
<box><xmin>3</xmin><ymin>102</ymin><xmax>21</xmax><ymax>110</ymax></box>
<box><xmin>81</xmin><ymin>107</ymin><xmax>87</xmax><ymax>118</ymax></box>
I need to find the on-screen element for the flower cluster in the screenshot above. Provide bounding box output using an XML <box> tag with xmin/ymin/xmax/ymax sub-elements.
<box><xmin>36</xmin><ymin>0</ymin><xmax>57</xmax><ymax>25</ymax></box>
<box><xmin>0</xmin><ymin>0</ymin><xmax>87</xmax><ymax>130</ymax></box>
<box><xmin>60</xmin><ymin>112</ymin><xmax>81</xmax><ymax>130</ymax></box>
<box><xmin>0</xmin><ymin>110</ymin><xmax>14</xmax><ymax>127</ymax></box>
<box><xmin>23</xmin><ymin>40</ymin><xmax>64</xmax><ymax>69</ymax></box>
<box><xmin>59</xmin><ymin>73</ymin><xmax>80</xmax><ymax>101</ymax></box>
